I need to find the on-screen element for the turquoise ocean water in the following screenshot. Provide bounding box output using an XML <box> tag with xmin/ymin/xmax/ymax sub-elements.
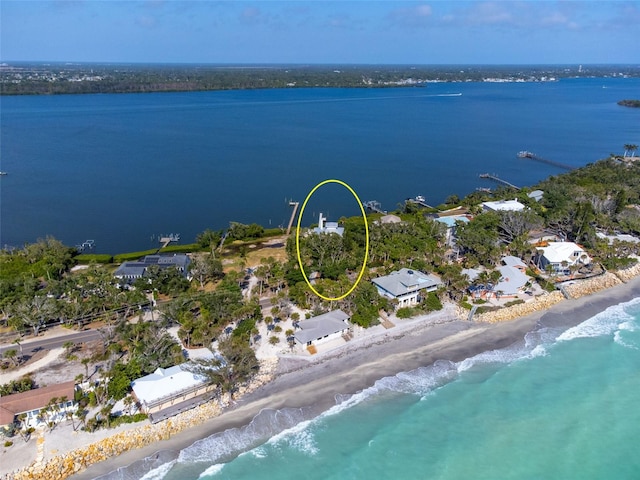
<box><xmin>130</xmin><ymin>298</ymin><xmax>640</xmax><ymax>480</ymax></box>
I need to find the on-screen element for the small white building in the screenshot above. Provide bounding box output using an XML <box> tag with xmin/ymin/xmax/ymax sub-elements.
<box><xmin>536</xmin><ymin>242</ymin><xmax>591</xmax><ymax>274</ymax></box>
<box><xmin>481</xmin><ymin>199</ymin><xmax>526</xmax><ymax>212</ymax></box>
<box><xmin>294</xmin><ymin>310</ymin><xmax>350</xmax><ymax>347</ymax></box>
<box><xmin>313</xmin><ymin>213</ymin><xmax>344</xmax><ymax>236</ymax></box>
<box><xmin>372</xmin><ymin>268</ymin><xmax>442</xmax><ymax>308</ymax></box>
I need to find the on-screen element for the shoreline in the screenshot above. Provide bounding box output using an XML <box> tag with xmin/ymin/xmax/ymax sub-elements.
<box><xmin>62</xmin><ymin>273</ymin><xmax>640</xmax><ymax>480</ymax></box>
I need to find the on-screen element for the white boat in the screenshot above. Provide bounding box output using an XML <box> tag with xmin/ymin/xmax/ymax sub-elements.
<box><xmin>415</xmin><ymin>195</ymin><xmax>426</xmax><ymax>203</ymax></box>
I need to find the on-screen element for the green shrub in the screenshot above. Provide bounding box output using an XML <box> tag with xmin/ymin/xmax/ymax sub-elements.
<box><xmin>504</xmin><ymin>299</ymin><xmax>525</xmax><ymax>307</ymax></box>
<box><xmin>424</xmin><ymin>292</ymin><xmax>443</xmax><ymax>311</ymax></box>
<box><xmin>460</xmin><ymin>301</ymin><xmax>473</xmax><ymax>310</ymax></box>
<box><xmin>396</xmin><ymin>307</ymin><xmax>417</xmax><ymax>319</ymax></box>
<box><xmin>472</xmin><ymin>298</ymin><xmax>487</xmax><ymax>304</ymax></box>
<box><xmin>4</xmin><ymin>440</ymin><xmax>13</xmax><ymax>447</ymax></box>
<box><xmin>110</xmin><ymin>413</ymin><xmax>148</xmax><ymax>427</ymax></box>
<box><xmin>74</xmin><ymin>254</ymin><xmax>113</xmax><ymax>264</ymax></box>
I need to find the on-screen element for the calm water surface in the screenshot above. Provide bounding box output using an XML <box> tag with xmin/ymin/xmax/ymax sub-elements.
<box><xmin>1</xmin><ymin>78</ymin><xmax>638</xmax><ymax>253</ymax></box>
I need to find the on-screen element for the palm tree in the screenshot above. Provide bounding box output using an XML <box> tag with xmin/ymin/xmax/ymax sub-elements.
<box><xmin>623</xmin><ymin>144</ymin><xmax>638</xmax><ymax>158</ymax></box>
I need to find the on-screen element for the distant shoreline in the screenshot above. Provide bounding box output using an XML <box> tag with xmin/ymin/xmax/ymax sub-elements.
<box><xmin>65</xmin><ymin>273</ymin><xmax>640</xmax><ymax>480</ymax></box>
<box><xmin>2</xmin><ymin>63</ymin><xmax>638</xmax><ymax>96</ymax></box>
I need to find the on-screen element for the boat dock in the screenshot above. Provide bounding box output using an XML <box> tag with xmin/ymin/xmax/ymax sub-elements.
<box><xmin>159</xmin><ymin>233</ymin><xmax>180</xmax><ymax>248</ymax></box>
<box><xmin>286</xmin><ymin>201</ymin><xmax>299</xmax><ymax>235</ymax></box>
<box><xmin>479</xmin><ymin>173</ymin><xmax>520</xmax><ymax>190</ymax></box>
<box><xmin>518</xmin><ymin>151</ymin><xmax>573</xmax><ymax>170</ymax></box>
<box><xmin>406</xmin><ymin>196</ymin><xmax>435</xmax><ymax>209</ymax></box>
<box><xmin>363</xmin><ymin>200</ymin><xmax>387</xmax><ymax>214</ymax></box>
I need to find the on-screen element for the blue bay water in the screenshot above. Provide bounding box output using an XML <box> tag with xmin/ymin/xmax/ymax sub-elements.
<box><xmin>1</xmin><ymin>78</ymin><xmax>639</xmax><ymax>253</ymax></box>
<box><xmin>142</xmin><ymin>298</ymin><xmax>640</xmax><ymax>480</ymax></box>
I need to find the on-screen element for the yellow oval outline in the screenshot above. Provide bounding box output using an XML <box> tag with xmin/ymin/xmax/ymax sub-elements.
<box><xmin>295</xmin><ymin>179</ymin><xmax>370</xmax><ymax>301</ymax></box>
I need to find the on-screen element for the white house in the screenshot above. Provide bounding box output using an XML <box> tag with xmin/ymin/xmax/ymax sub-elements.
<box><xmin>294</xmin><ymin>310</ymin><xmax>351</xmax><ymax>347</ymax></box>
<box><xmin>0</xmin><ymin>381</ymin><xmax>77</xmax><ymax>432</ymax></box>
<box><xmin>131</xmin><ymin>362</ymin><xmax>219</xmax><ymax>415</ymax></box>
<box><xmin>372</xmin><ymin>268</ymin><xmax>442</xmax><ymax>308</ymax></box>
<box><xmin>313</xmin><ymin>213</ymin><xmax>344</xmax><ymax>236</ymax></box>
<box><xmin>536</xmin><ymin>242</ymin><xmax>591</xmax><ymax>274</ymax></box>
<box><xmin>481</xmin><ymin>199</ymin><xmax>526</xmax><ymax>212</ymax></box>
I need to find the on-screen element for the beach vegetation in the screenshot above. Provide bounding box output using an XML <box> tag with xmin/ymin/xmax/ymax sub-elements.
<box><xmin>396</xmin><ymin>307</ymin><xmax>418</xmax><ymax>319</ymax></box>
<box><xmin>0</xmin><ymin>376</ymin><xmax>35</xmax><ymax>396</ymax></box>
<box><xmin>424</xmin><ymin>292</ymin><xmax>443</xmax><ymax>311</ymax></box>
<box><xmin>74</xmin><ymin>253</ymin><xmax>114</xmax><ymax>264</ymax></box>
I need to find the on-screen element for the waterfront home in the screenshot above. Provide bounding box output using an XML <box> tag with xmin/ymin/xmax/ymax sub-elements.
<box><xmin>502</xmin><ymin>255</ymin><xmax>528</xmax><ymax>272</ymax></box>
<box><xmin>0</xmin><ymin>381</ymin><xmax>76</xmax><ymax>432</ymax></box>
<box><xmin>114</xmin><ymin>253</ymin><xmax>191</xmax><ymax>281</ymax></box>
<box><xmin>494</xmin><ymin>264</ymin><xmax>529</xmax><ymax>296</ymax></box>
<box><xmin>372</xmin><ymin>268</ymin><xmax>442</xmax><ymax>308</ymax></box>
<box><xmin>312</xmin><ymin>213</ymin><xmax>344</xmax><ymax>236</ymax></box>
<box><xmin>435</xmin><ymin>214</ymin><xmax>471</xmax><ymax>246</ymax></box>
<box><xmin>481</xmin><ymin>199</ymin><xmax>526</xmax><ymax>212</ymax></box>
<box><xmin>527</xmin><ymin>190</ymin><xmax>544</xmax><ymax>202</ymax></box>
<box><xmin>535</xmin><ymin>242</ymin><xmax>591</xmax><ymax>275</ymax></box>
<box><xmin>294</xmin><ymin>310</ymin><xmax>351</xmax><ymax>348</ymax></box>
<box><xmin>131</xmin><ymin>362</ymin><xmax>218</xmax><ymax>416</ymax></box>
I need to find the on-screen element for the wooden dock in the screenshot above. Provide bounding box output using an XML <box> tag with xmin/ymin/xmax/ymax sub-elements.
<box><xmin>407</xmin><ymin>198</ymin><xmax>435</xmax><ymax>209</ymax></box>
<box><xmin>479</xmin><ymin>173</ymin><xmax>520</xmax><ymax>190</ymax></box>
<box><xmin>518</xmin><ymin>151</ymin><xmax>573</xmax><ymax>171</ymax></box>
<box><xmin>363</xmin><ymin>200</ymin><xmax>387</xmax><ymax>215</ymax></box>
<box><xmin>286</xmin><ymin>201</ymin><xmax>299</xmax><ymax>235</ymax></box>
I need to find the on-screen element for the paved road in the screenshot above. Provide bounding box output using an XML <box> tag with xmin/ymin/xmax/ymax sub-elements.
<box><xmin>0</xmin><ymin>329</ymin><xmax>101</xmax><ymax>357</ymax></box>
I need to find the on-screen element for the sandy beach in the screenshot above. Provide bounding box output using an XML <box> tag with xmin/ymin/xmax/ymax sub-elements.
<box><xmin>57</xmin><ymin>273</ymin><xmax>640</xmax><ymax>480</ymax></box>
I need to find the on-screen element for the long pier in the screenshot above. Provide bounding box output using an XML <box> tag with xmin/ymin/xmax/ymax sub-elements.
<box><xmin>286</xmin><ymin>201</ymin><xmax>299</xmax><ymax>235</ymax></box>
<box><xmin>479</xmin><ymin>173</ymin><xmax>520</xmax><ymax>190</ymax></box>
<box><xmin>363</xmin><ymin>200</ymin><xmax>387</xmax><ymax>214</ymax></box>
<box><xmin>518</xmin><ymin>151</ymin><xmax>573</xmax><ymax>170</ymax></box>
<box><xmin>407</xmin><ymin>198</ymin><xmax>435</xmax><ymax>209</ymax></box>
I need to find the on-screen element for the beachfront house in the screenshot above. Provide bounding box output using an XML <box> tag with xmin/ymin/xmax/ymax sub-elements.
<box><xmin>535</xmin><ymin>241</ymin><xmax>591</xmax><ymax>275</ymax></box>
<box><xmin>114</xmin><ymin>253</ymin><xmax>191</xmax><ymax>281</ymax></box>
<box><xmin>494</xmin><ymin>257</ymin><xmax>530</xmax><ymax>296</ymax></box>
<box><xmin>481</xmin><ymin>199</ymin><xmax>526</xmax><ymax>212</ymax></box>
<box><xmin>131</xmin><ymin>360</ymin><xmax>222</xmax><ymax>416</ymax></box>
<box><xmin>372</xmin><ymin>268</ymin><xmax>442</xmax><ymax>308</ymax></box>
<box><xmin>294</xmin><ymin>310</ymin><xmax>351</xmax><ymax>348</ymax></box>
<box><xmin>0</xmin><ymin>381</ymin><xmax>76</xmax><ymax>433</ymax></box>
<box><xmin>312</xmin><ymin>213</ymin><xmax>344</xmax><ymax>236</ymax></box>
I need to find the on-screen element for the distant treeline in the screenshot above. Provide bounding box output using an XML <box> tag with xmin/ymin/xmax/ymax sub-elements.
<box><xmin>2</xmin><ymin>63</ymin><xmax>638</xmax><ymax>96</ymax></box>
<box><xmin>618</xmin><ymin>99</ymin><xmax>640</xmax><ymax>108</ymax></box>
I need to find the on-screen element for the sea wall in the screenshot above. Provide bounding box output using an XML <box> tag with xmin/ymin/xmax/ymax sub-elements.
<box><xmin>474</xmin><ymin>291</ymin><xmax>565</xmax><ymax>324</ymax></box>
<box><xmin>475</xmin><ymin>266</ymin><xmax>640</xmax><ymax>324</ymax></box>
<box><xmin>6</xmin><ymin>359</ymin><xmax>277</xmax><ymax>480</ymax></box>
<box><xmin>563</xmin><ymin>272</ymin><xmax>623</xmax><ymax>299</ymax></box>
<box><xmin>613</xmin><ymin>262</ymin><xmax>640</xmax><ymax>283</ymax></box>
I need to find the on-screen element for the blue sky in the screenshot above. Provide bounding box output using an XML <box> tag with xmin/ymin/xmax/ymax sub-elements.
<box><xmin>2</xmin><ymin>1</ymin><xmax>639</xmax><ymax>64</ymax></box>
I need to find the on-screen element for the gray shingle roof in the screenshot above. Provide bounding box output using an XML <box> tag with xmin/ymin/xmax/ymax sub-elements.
<box><xmin>294</xmin><ymin>310</ymin><xmax>350</xmax><ymax>344</ymax></box>
<box><xmin>372</xmin><ymin>268</ymin><xmax>441</xmax><ymax>297</ymax></box>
